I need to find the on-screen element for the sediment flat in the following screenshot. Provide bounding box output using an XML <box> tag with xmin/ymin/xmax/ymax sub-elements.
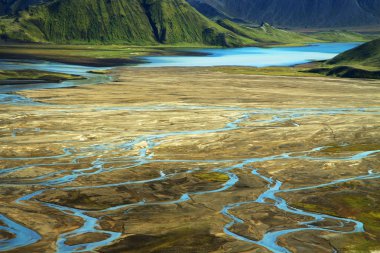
<box><xmin>0</xmin><ymin>67</ymin><xmax>379</xmax><ymax>252</ymax></box>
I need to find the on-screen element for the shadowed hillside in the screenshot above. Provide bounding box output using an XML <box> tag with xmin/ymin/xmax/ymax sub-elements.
<box><xmin>188</xmin><ymin>0</ymin><xmax>380</xmax><ymax>28</ymax></box>
<box><xmin>303</xmin><ymin>38</ymin><xmax>380</xmax><ymax>79</ymax></box>
<box><xmin>327</xmin><ymin>38</ymin><xmax>380</xmax><ymax>67</ymax></box>
<box><xmin>0</xmin><ymin>0</ymin><xmax>50</xmax><ymax>15</ymax></box>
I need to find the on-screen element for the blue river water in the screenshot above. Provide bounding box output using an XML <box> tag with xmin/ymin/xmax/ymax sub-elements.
<box><xmin>138</xmin><ymin>43</ymin><xmax>361</xmax><ymax>67</ymax></box>
<box><xmin>0</xmin><ymin>59</ymin><xmax>112</xmax><ymax>104</ymax></box>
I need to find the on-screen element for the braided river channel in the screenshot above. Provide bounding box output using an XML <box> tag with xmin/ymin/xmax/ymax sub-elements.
<box><xmin>0</xmin><ymin>42</ymin><xmax>379</xmax><ymax>253</ymax></box>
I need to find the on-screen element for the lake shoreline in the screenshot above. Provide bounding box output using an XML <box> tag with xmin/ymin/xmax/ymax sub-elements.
<box><xmin>0</xmin><ymin>42</ymin><xmax>361</xmax><ymax>68</ymax></box>
<box><xmin>0</xmin><ymin>69</ymin><xmax>85</xmax><ymax>86</ymax></box>
<box><xmin>0</xmin><ymin>52</ymin><xmax>145</xmax><ymax>67</ymax></box>
<box><xmin>0</xmin><ymin>42</ymin><xmax>369</xmax><ymax>92</ymax></box>
<box><xmin>0</xmin><ymin>44</ymin><xmax>211</xmax><ymax>67</ymax></box>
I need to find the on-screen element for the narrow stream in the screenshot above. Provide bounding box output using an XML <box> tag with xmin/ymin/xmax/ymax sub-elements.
<box><xmin>0</xmin><ymin>59</ymin><xmax>112</xmax><ymax>105</ymax></box>
<box><xmin>0</xmin><ymin>214</ymin><xmax>41</xmax><ymax>251</ymax></box>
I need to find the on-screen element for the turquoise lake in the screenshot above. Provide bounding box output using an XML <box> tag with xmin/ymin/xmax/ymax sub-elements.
<box><xmin>0</xmin><ymin>42</ymin><xmax>362</xmax><ymax>100</ymax></box>
<box><xmin>138</xmin><ymin>42</ymin><xmax>361</xmax><ymax>67</ymax></box>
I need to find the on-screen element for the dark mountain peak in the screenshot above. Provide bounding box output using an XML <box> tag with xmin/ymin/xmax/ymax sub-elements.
<box><xmin>188</xmin><ymin>0</ymin><xmax>380</xmax><ymax>28</ymax></box>
<box><xmin>0</xmin><ymin>0</ymin><xmax>52</xmax><ymax>15</ymax></box>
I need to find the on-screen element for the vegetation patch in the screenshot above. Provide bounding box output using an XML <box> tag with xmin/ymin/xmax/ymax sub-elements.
<box><xmin>0</xmin><ymin>44</ymin><xmax>210</xmax><ymax>67</ymax></box>
<box><xmin>327</xmin><ymin>38</ymin><xmax>380</xmax><ymax>68</ymax></box>
<box><xmin>100</xmin><ymin>226</ymin><xmax>226</xmax><ymax>253</ymax></box>
<box><xmin>290</xmin><ymin>181</ymin><xmax>380</xmax><ymax>252</ymax></box>
<box><xmin>211</xmin><ymin>66</ymin><xmax>321</xmax><ymax>77</ymax></box>
<box><xmin>193</xmin><ymin>172</ymin><xmax>229</xmax><ymax>182</ymax></box>
<box><xmin>321</xmin><ymin>143</ymin><xmax>380</xmax><ymax>153</ymax></box>
<box><xmin>65</xmin><ymin>232</ymin><xmax>111</xmax><ymax>246</ymax></box>
<box><xmin>305</xmin><ymin>66</ymin><xmax>380</xmax><ymax>79</ymax></box>
<box><xmin>0</xmin><ymin>69</ymin><xmax>84</xmax><ymax>85</ymax></box>
<box><xmin>87</xmin><ymin>70</ymin><xmax>111</xmax><ymax>75</ymax></box>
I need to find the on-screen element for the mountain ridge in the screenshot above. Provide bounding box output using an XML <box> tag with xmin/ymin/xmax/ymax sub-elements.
<box><xmin>188</xmin><ymin>0</ymin><xmax>380</xmax><ymax>28</ymax></box>
<box><xmin>0</xmin><ymin>0</ymin><xmax>255</xmax><ymax>46</ymax></box>
<box><xmin>0</xmin><ymin>0</ymin><xmax>323</xmax><ymax>46</ymax></box>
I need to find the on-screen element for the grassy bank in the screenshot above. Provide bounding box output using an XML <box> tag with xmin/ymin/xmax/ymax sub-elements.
<box><xmin>0</xmin><ymin>43</ymin><xmax>214</xmax><ymax>67</ymax></box>
<box><xmin>303</xmin><ymin>66</ymin><xmax>380</xmax><ymax>79</ymax></box>
<box><xmin>291</xmin><ymin>181</ymin><xmax>380</xmax><ymax>252</ymax></box>
<box><xmin>1</xmin><ymin>39</ymin><xmax>379</xmax><ymax>80</ymax></box>
<box><xmin>209</xmin><ymin>66</ymin><xmax>322</xmax><ymax>77</ymax></box>
<box><xmin>0</xmin><ymin>69</ymin><xmax>84</xmax><ymax>85</ymax></box>
<box><xmin>209</xmin><ymin>65</ymin><xmax>380</xmax><ymax>80</ymax></box>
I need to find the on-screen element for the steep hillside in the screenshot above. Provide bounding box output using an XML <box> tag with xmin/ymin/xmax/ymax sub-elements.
<box><xmin>188</xmin><ymin>0</ymin><xmax>380</xmax><ymax>28</ymax></box>
<box><xmin>0</xmin><ymin>0</ymin><xmax>253</xmax><ymax>46</ymax></box>
<box><xmin>184</xmin><ymin>0</ymin><xmax>229</xmax><ymax>21</ymax></box>
<box><xmin>22</xmin><ymin>0</ymin><xmax>158</xmax><ymax>44</ymax></box>
<box><xmin>304</xmin><ymin>38</ymin><xmax>380</xmax><ymax>79</ymax></box>
<box><xmin>0</xmin><ymin>0</ymin><xmax>328</xmax><ymax>46</ymax></box>
<box><xmin>327</xmin><ymin>38</ymin><xmax>380</xmax><ymax>68</ymax></box>
<box><xmin>138</xmin><ymin>0</ymin><xmax>248</xmax><ymax>45</ymax></box>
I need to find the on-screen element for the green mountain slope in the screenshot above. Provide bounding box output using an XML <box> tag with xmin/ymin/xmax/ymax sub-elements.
<box><xmin>139</xmin><ymin>0</ymin><xmax>249</xmax><ymax>46</ymax></box>
<box><xmin>0</xmin><ymin>0</ymin><xmax>331</xmax><ymax>47</ymax></box>
<box><xmin>304</xmin><ymin>38</ymin><xmax>380</xmax><ymax>79</ymax></box>
<box><xmin>23</xmin><ymin>0</ymin><xmax>157</xmax><ymax>44</ymax></box>
<box><xmin>0</xmin><ymin>0</ymin><xmax>254</xmax><ymax>46</ymax></box>
<box><xmin>309</xmin><ymin>31</ymin><xmax>373</xmax><ymax>42</ymax></box>
<box><xmin>327</xmin><ymin>38</ymin><xmax>380</xmax><ymax>68</ymax></box>
<box><xmin>305</xmin><ymin>66</ymin><xmax>380</xmax><ymax>79</ymax></box>
<box><xmin>216</xmin><ymin>19</ymin><xmax>320</xmax><ymax>45</ymax></box>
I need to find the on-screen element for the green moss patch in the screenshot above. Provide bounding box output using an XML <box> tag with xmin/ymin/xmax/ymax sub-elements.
<box><xmin>321</xmin><ymin>143</ymin><xmax>380</xmax><ymax>153</ymax></box>
<box><xmin>87</xmin><ymin>70</ymin><xmax>111</xmax><ymax>74</ymax></box>
<box><xmin>327</xmin><ymin>38</ymin><xmax>380</xmax><ymax>68</ymax></box>
<box><xmin>290</xmin><ymin>181</ymin><xmax>380</xmax><ymax>252</ymax></box>
<box><xmin>305</xmin><ymin>66</ymin><xmax>380</xmax><ymax>79</ymax></box>
<box><xmin>211</xmin><ymin>66</ymin><xmax>321</xmax><ymax>77</ymax></box>
<box><xmin>193</xmin><ymin>172</ymin><xmax>229</xmax><ymax>183</ymax></box>
<box><xmin>0</xmin><ymin>69</ymin><xmax>84</xmax><ymax>84</ymax></box>
<box><xmin>100</xmin><ymin>226</ymin><xmax>226</xmax><ymax>253</ymax></box>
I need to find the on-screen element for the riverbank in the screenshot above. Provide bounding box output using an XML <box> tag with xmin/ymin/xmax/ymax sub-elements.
<box><xmin>0</xmin><ymin>44</ymin><xmax>211</xmax><ymax>67</ymax></box>
<box><xmin>4</xmin><ymin>42</ymin><xmax>380</xmax><ymax>84</ymax></box>
<box><xmin>1</xmin><ymin>67</ymin><xmax>379</xmax><ymax>252</ymax></box>
<box><xmin>0</xmin><ymin>42</ymin><xmax>362</xmax><ymax>68</ymax></box>
<box><xmin>0</xmin><ymin>69</ymin><xmax>85</xmax><ymax>85</ymax></box>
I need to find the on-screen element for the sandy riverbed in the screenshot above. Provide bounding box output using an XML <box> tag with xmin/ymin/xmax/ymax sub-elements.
<box><xmin>0</xmin><ymin>67</ymin><xmax>379</xmax><ymax>252</ymax></box>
